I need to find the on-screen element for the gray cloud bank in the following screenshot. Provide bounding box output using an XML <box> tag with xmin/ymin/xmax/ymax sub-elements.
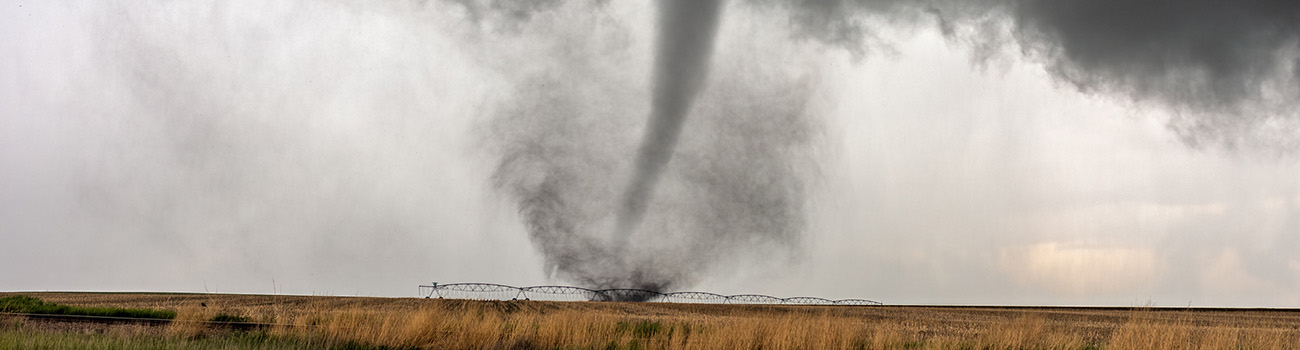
<box><xmin>2</xmin><ymin>0</ymin><xmax>1297</xmax><ymax>303</ymax></box>
<box><xmin>775</xmin><ymin>0</ymin><xmax>1300</xmax><ymax>150</ymax></box>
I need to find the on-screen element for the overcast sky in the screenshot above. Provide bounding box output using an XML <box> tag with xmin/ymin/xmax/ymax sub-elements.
<box><xmin>3</xmin><ymin>0</ymin><xmax>1298</xmax><ymax>306</ymax></box>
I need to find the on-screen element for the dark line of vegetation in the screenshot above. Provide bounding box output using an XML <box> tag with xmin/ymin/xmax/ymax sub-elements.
<box><xmin>0</xmin><ymin>295</ymin><xmax>175</xmax><ymax>320</ymax></box>
<box><xmin>0</xmin><ymin>328</ymin><xmax>407</xmax><ymax>350</ymax></box>
<box><xmin>210</xmin><ymin>313</ymin><xmax>252</xmax><ymax>323</ymax></box>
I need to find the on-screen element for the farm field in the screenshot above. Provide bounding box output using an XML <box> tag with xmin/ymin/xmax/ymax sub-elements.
<box><xmin>3</xmin><ymin>292</ymin><xmax>1300</xmax><ymax>349</ymax></box>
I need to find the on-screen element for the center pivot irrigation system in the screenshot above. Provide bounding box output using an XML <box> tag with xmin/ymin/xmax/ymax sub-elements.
<box><xmin>418</xmin><ymin>283</ymin><xmax>882</xmax><ymax>305</ymax></box>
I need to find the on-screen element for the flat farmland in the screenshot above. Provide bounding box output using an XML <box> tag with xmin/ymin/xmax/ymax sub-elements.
<box><xmin>3</xmin><ymin>292</ymin><xmax>1300</xmax><ymax>349</ymax></box>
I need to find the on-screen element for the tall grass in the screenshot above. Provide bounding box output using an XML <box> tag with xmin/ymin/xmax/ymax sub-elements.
<box><xmin>252</xmin><ymin>303</ymin><xmax>1296</xmax><ymax>349</ymax></box>
<box><xmin>1107</xmin><ymin>311</ymin><xmax>1299</xmax><ymax>350</ymax></box>
<box><xmin>7</xmin><ymin>293</ymin><xmax>1300</xmax><ymax>349</ymax></box>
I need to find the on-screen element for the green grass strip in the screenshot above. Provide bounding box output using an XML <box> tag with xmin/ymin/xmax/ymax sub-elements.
<box><xmin>0</xmin><ymin>295</ymin><xmax>176</xmax><ymax>320</ymax></box>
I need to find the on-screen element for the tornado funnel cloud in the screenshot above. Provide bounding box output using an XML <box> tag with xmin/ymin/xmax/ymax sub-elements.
<box><xmin>613</xmin><ymin>0</ymin><xmax>726</xmax><ymax>259</ymax></box>
<box><xmin>485</xmin><ymin>0</ymin><xmax>814</xmax><ymax>297</ymax></box>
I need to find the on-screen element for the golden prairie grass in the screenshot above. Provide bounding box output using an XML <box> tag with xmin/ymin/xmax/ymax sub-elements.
<box><xmin>1106</xmin><ymin>310</ymin><xmax>1300</xmax><ymax>350</ymax></box>
<box><xmin>8</xmin><ymin>292</ymin><xmax>1300</xmax><ymax>349</ymax></box>
<box><xmin>230</xmin><ymin>303</ymin><xmax>1300</xmax><ymax>349</ymax></box>
<box><xmin>165</xmin><ymin>304</ymin><xmax>219</xmax><ymax>338</ymax></box>
<box><xmin>281</xmin><ymin>304</ymin><xmax>895</xmax><ymax>349</ymax></box>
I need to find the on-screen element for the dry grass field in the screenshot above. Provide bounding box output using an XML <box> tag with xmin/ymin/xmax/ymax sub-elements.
<box><xmin>4</xmin><ymin>292</ymin><xmax>1300</xmax><ymax>349</ymax></box>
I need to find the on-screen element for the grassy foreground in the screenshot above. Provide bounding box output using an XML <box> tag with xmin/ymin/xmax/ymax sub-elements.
<box><xmin>3</xmin><ymin>292</ymin><xmax>1300</xmax><ymax>349</ymax></box>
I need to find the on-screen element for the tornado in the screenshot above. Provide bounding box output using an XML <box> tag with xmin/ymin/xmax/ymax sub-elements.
<box><xmin>611</xmin><ymin>0</ymin><xmax>726</xmax><ymax>270</ymax></box>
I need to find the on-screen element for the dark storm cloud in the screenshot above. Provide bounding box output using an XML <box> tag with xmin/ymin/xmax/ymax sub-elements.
<box><xmin>1008</xmin><ymin>0</ymin><xmax>1300</xmax><ymax>150</ymax></box>
<box><xmin>765</xmin><ymin>0</ymin><xmax>1300</xmax><ymax>150</ymax></box>
<box><xmin>806</xmin><ymin>1</ymin><xmax>1294</xmax><ymax>150</ymax></box>
<box><xmin>768</xmin><ymin>0</ymin><xmax>1300</xmax><ymax>104</ymax></box>
<box><xmin>1011</xmin><ymin>1</ymin><xmax>1299</xmax><ymax>106</ymax></box>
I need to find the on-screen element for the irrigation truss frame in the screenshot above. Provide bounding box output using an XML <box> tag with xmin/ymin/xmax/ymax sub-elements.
<box><xmin>417</xmin><ymin>283</ymin><xmax>882</xmax><ymax>306</ymax></box>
